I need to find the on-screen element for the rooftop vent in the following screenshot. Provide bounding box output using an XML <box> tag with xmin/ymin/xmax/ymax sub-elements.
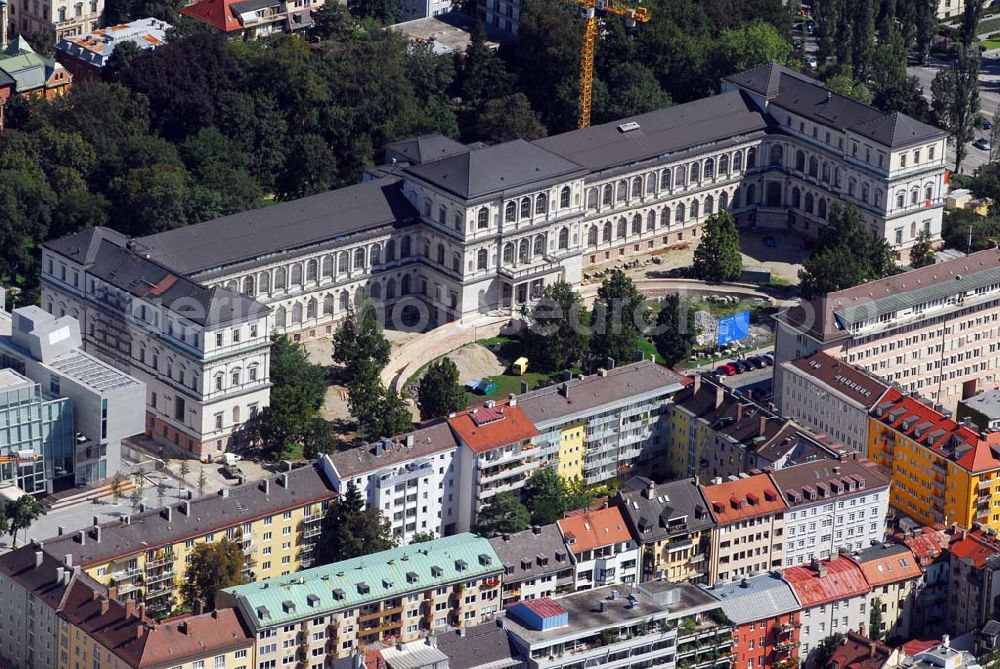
<box><xmin>617</xmin><ymin>121</ymin><xmax>641</xmax><ymax>133</ymax></box>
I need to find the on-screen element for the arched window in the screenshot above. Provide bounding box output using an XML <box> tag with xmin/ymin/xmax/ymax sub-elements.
<box><xmin>808</xmin><ymin>156</ymin><xmax>819</xmax><ymax>177</ymax></box>
<box><xmin>617</xmin><ymin>218</ymin><xmax>627</xmax><ymax>238</ymax></box>
<box><xmin>242</xmin><ymin>276</ymin><xmax>255</xmax><ymax>297</ymax></box>
<box><xmin>560</xmin><ymin>186</ymin><xmax>571</xmax><ymax>208</ymax></box>
<box><xmin>274</xmin><ymin>307</ymin><xmax>286</xmax><ymax>327</ymax></box>
<box><xmin>323</xmin><ymin>294</ymin><xmax>334</xmax><ymax>315</ymax></box>
<box><xmin>720</xmin><ymin>191</ymin><xmax>729</xmax><ymax>210</ymax></box>
<box><xmin>795</xmin><ymin>150</ymin><xmax>806</xmax><ymax>172</ymax></box>
<box><xmin>370</xmin><ymin>244</ymin><xmax>381</xmax><ymax>266</ymax></box>
<box><xmin>646</xmin><ymin>210</ymin><xmax>656</xmax><ymax>231</ymax></box>
<box><xmin>291</xmin><ymin>303</ymin><xmax>302</xmax><ymax>324</ymax></box>
<box><xmin>58</xmin><ymin>6</ymin><xmax>66</xmax><ymax>20</ymax></box>
<box><xmin>559</xmin><ymin>228</ymin><xmax>569</xmax><ymax>249</ymax></box>
<box><xmin>791</xmin><ymin>187</ymin><xmax>801</xmax><ymax>209</ymax></box>
<box><xmin>616</xmin><ymin>180</ymin><xmax>628</xmax><ymax>203</ymax></box>
<box><xmin>437</xmin><ymin>205</ymin><xmax>446</xmax><ymax>225</ymax></box>
<box><xmin>477</xmin><ymin>249</ymin><xmax>488</xmax><ymax>270</ymax></box>
<box><xmin>588</xmin><ymin>226</ymin><xmax>598</xmax><ymax>246</ymax></box>
<box><xmin>805</xmin><ymin>192</ymin><xmax>815</xmax><ymax>214</ymax></box>
<box><xmin>662</xmin><ymin>207</ymin><xmax>671</xmax><ymax>227</ymax></box>
<box><xmin>401</xmin><ymin>237</ymin><xmax>411</xmax><ymax>257</ymax></box>
<box><xmin>338</xmin><ymin>251</ymin><xmax>350</xmax><ymax>274</ymax></box>
<box><xmin>423</xmin><ymin>198</ymin><xmax>432</xmax><ymax>217</ymax></box>
<box><xmin>603</xmin><ymin>184</ymin><xmax>614</xmax><ymax>205</ymax></box>
<box><xmin>862</xmin><ymin>183</ymin><xmax>870</xmax><ymax>203</ymax></box>
<box><xmin>719</xmin><ymin>154</ymin><xmax>730</xmax><ymax>174</ymax></box>
<box><xmin>631</xmin><ymin>176</ymin><xmax>643</xmax><ymax>198</ymax></box>
<box><xmin>452</xmin><ymin>252</ymin><xmax>461</xmax><ymax>273</ymax></box>
<box><xmin>386</xmin><ymin>279</ymin><xmax>397</xmax><ymax>299</ymax></box>
<box><xmin>896</xmin><ymin>191</ymin><xmax>905</xmax><ymax>208</ymax></box>
<box><xmin>520</xmin><ymin>197</ymin><xmax>531</xmax><ymax>218</ymax></box>
<box><xmin>401</xmin><ymin>275</ymin><xmax>411</xmax><ymax>295</ymax></box>
<box><xmin>290</xmin><ymin>264</ymin><xmax>302</xmax><ymax>286</ymax></box>
<box><xmin>385</xmin><ymin>240</ymin><xmax>396</xmax><ymax>262</ymax></box>
<box><xmin>818</xmin><ymin>198</ymin><xmax>828</xmax><ymax>219</ymax></box>
<box><xmin>535</xmin><ymin>193</ymin><xmax>547</xmax><ymax>215</ymax></box>
<box><xmin>306</xmin><ymin>298</ymin><xmax>317</xmax><ymax>319</ymax></box>
<box><xmin>274</xmin><ymin>267</ymin><xmax>287</xmax><ymax>290</ymax></box>
<box><xmin>306</xmin><ymin>259</ymin><xmax>318</xmax><ymax>282</ymax></box>
<box><xmin>925</xmin><ymin>184</ymin><xmax>934</xmax><ymax>201</ymax></box>
<box><xmin>690</xmin><ymin>200</ymin><xmax>700</xmax><ymax>219</ymax></box>
<box><xmin>768</xmin><ymin>144</ymin><xmax>784</xmax><ymax>167</ymax></box>
<box><xmin>822</xmin><ymin>162</ymin><xmax>831</xmax><ymax>182</ymax></box>
<box><xmin>258</xmin><ymin>272</ymin><xmax>270</xmax><ymax>295</ymax></box>
<box><xmin>675</xmin><ymin>166</ymin><xmax>686</xmax><ymax>187</ymax></box>
<box><xmin>518</xmin><ymin>239</ymin><xmax>530</xmax><ymax>263</ymax></box>
<box><xmin>436</xmin><ymin>244</ymin><xmax>445</xmax><ymax>264</ymax></box>
<box><xmin>587</xmin><ymin>188</ymin><xmax>599</xmax><ymax>209</ymax></box>
<box><xmin>705</xmin><ymin>195</ymin><xmax>714</xmax><ymax>214</ymax></box>
<box><xmin>321</xmin><ymin>256</ymin><xmax>333</xmax><ymax>278</ymax></box>
<box><xmin>689</xmin><ymin>163</ymin><xmax>700</xmax><ymax>183</ymax></box>
<box><xmin>454</xmin><ymin>212</ymin><xmax>463</xmax><ymax>231</ymax></box>
<box><xmin>478</xmin><ymin>208</ymin><xmax>489</xmax><ymax>229</ymax></box>
<box><xmin>602</xmin><ymin>221</ymin><xmax>612</xmax><ymax>242</ymax></box>
<box><xmin>910</xmin><ymin>187</ymin><xmax>919</xmax><ymax>205</ymax></box>
<box><xmin>505</xmin><ymin>202</ymin><xmax>517</xmax><ymax>222</ymax></box>
<box><xmin>660</xmin><ymin>169</ymin><xmax>671</xmax><ymax>190</ymax></box>
<box><xmin>370</xmin><ymin>282</ymin><xmax>382</xmax><ymax>299</ymax></box>
<box><xmin>848</xmin><ymin>179</ymin><xmax>857</xmax><ymax>197</ymax></box>
<box><xmin>339</xmin><ymin>291</ymin><xmax>350</xmax><ymax>311</ymax></box>
<box><xmin>503</xmin><ymin>243</ymin><xmax>514</xmax><ymax>264</ymax></box>
<box><xmin>874</xmin><ymin>190</ymin><xmax>882</xmax><ymax>207</ymax></box>
<box><xmin>676</xmin><ymin>203</ymin><xmax>686</xmax><ymax>222</ymax></box>
<box><xmin>746</xmin><ymin>148</ymin><xmax>756</xmax><ymax>169</ymax></box>
<box><xmin>631</xmin><ymin>214</ymin><xmax>641</xmax><ymax>235</ymax></box>
<box><xmin>645</xmin><ymin>173</ymin><xmax>656</xmax><ymax>194</ymax></box>
<box><xmin>704</xmin><ymin>158</ymin><xmax>714</xmax><ymax>179</ymax></box>
<box><xmin>354</xmin><ymin>248</ymin><xmax>366</xmax><ymax>270</ymax></box>
<box><xmin>534</xmin><ymin>234</ymin><xmax>545</xmax><ymax>256</ymax></box>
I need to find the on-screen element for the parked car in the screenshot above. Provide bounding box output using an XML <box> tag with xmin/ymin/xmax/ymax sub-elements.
<box><xmin>762</xmin><ymin>352</ymin><xmax>775</xmax><ymax>365</ymax></box>
<box><xmin>974</xmin><ymin>138</ymin><xmax>991</xmax><ymax>151</ymax></box>
<box><xmin>746</xmin><ymin>356</ymin><xmax>766</xmax><ymax>369</ymax></box>
<box><xmin>731</xmin><ymin>360</ymin><xmax>750</xmax><ymax>373</ymax></box>
<box><xmin>716</xmin><ymin>363</ymin><xmax>737</xmax><ymax>376</ymax></box>
<box><xmin>983</xmin><ymin>116</ymin><xmax>994</xmax><ymax>130</ymax></box>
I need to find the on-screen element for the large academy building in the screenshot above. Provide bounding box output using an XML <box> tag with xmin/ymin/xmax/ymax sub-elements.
<box><xmin>40</xmin><ymin>62</ymin><xmax>947</xmax><ymax>456</ymax></box>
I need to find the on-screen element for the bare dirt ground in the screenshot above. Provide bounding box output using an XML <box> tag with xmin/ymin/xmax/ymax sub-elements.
<box><xmin>434</xmin><ymin>343</ymin><xmax>506</xmax><ymax>385</ymax></box>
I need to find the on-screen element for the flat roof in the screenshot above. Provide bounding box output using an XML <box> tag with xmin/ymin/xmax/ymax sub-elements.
<box><xmin>960</xmin><ymin>390</ymin><xmax>1000</xmax><ymax>420</ymax></box>
<box><xmin>704</xmin><ymin>572</ymin><xmax>801</xmax><ymax>624</ymax></box>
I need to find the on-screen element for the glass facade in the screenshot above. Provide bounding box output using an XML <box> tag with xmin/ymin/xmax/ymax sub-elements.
<box><xmin>0</xmin><ymin>376</ymin><xmax>75</xmax><ymax>493</ymax></box>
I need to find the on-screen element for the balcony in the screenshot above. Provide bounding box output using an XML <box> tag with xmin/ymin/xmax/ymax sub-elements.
<box><xmin>497</xmin><ymin>256</ymin><xmax>563</xmax><ymax>283</ymax></box>
<box><xmin>144</xmin><ymin>552</ymin><xmax>175</xmax><ymax>569</ymax></box>
<box><xmin>145</xmin><ymin>570</ymin><xmax>174</xmax><ymax>585</ymax></box>
<box><xmin>303</xmin><ymin>526</ymin><xmax>322</xmax><ymax>539</ymax></box>
<box><xmin>111</xmin><ymin>568</ymin><xmax>141</xmax><ymax>582</ymax></box>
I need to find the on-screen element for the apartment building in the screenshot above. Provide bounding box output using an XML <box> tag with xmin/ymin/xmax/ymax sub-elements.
<box><xmin>0</xmin><ymin>547</ymin><xmax>106</xmax><ymax>669</ymax></box>
<box><xmin>614</xmin><ymin>476</ymin><xmax>713</xmax><ymax>583</ymax></box>
<box><xmin>937</xmin><ymin>0</ymin><xmax>965</xmax><ymax>19</ymax></box>
<box><xmin>450</xmin><ymin>401</ymin><xmax>541</xmax><ymax>532</ymax></box>
<box><xmin>321</xmin><ymin>420</ymin><xmax>460</xmax><ymax>542</ymax></box>
<box><xmin>946</xmin><ymin>529</ymin><xmax>1000</xmax><ymax>635</ymax></box>
<box><xmin>489</xmin><ymin>525</ymin><xmax>575</xmax><ymax>606</ymax></box>
<box><xmin>41</xmin><ymin>227</ymin><xmax>272</xmax><ymax>459</ymax></box>
<box><xmin>957</xmin><ymin>389</ymin><xmax>1000</xmax><ymax>431</ymax></box>
<box><xmin>502</xmin><ymin>582</ymin><xmax>734</xmax><ymax>669</ymax></box>
<box><xmin>54</xmin><ymin>18</ymin><xmax>170</xmax><ymax>80</ymax></box>
<box><xmin>10</xmin><ymin>0</ymin><xmax>102</xmax><ymax>41</ymax></box>
<box><xmin>774</xmin><ymin>247</ymin><xmax>1000</xmax><ymax>413</ymax></box>
<box><xmin>378</xmin><ymin>623</ymin><xmax>526</xmax><ymax>669</ymax></box>
<box><xmin>180</xmin><ymin>0</ymin><xmax>322</xmax><ymax>37</ymax></box>
<box><xmin>782</xmin><ymin>557</ymin><xmax>871</xmax><ymax>667</ymax></box>
<box><xmin>0</xmin><ymin>305</ymin><xmax>144</xmax><ymax>487</ymax></box>
<box><xmin>33</xmin><ymin>463</ymin><xmax>335</xmax><ymax>618</ymax></box>
<box><xmin>218</xmin><ymin>534</ymin><xmax>504</xmax><ymax>662</ymax></box>
<box><xmin>851</xmin><ymin>544</ymin><xmax>922</xmax><ymax>641</ymax></box>
<box><xmin>556</xmin><ymin>506</ymin><xmax>640</xmax><ymax>591</ymax></box>
<box><xmin>770</xmin><ymin>457</ymin><xmax>890</xmax><ymax>566</ymax></box>
<box><xmin>705</xmin><ymin>573</ymin><xmax>802</xmax><ymax>669</ymax></box>
<box><xmin>899</xmin><ymin>525</ymin><xmax>951</xmax><ymax>637</ymax></box>
<box><xmin>703</xmin><ymin>473</ymin><xmax>787</xmax><ymax>585</ymax></box>
<box><xmin>826</xmin><ymin>632</ymin><xmax>898</xmax><ymax>669</ymax></box>
<box><xmin>868</xmin><ymin>393</ymin><xmax>1000</xmax><ymax>532</ymax></box>
<box><xmin>518</xmin><ymin>359</ymin><xmax>686</xmax><ymax>485</ymax></box>
<box><xmin>669</xmin><ymin>375</ymin><xmax>841</xmax><ymax>482</ymax></box>
<box><xmin>777</xmin><ymin>352</ymin><xmax>894</xmax><ymax>457</ymax></box>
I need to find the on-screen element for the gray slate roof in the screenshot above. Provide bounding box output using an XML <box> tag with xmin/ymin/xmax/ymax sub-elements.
<box><xmin>703</xmin><ymin>572</ymin><xmax>801</xmax><ymax>623</ymax></box>
<box><xmin>0</xmin><ymin>546</ymin><xmax>107</xmax><ymax>612</ymax></box>
<box><xmin>385</xmin><ymin>133</ymin><xmax>469</xmax><ymax>165</ymax></box>
<box><xmin>138</xmin><ymin>177</ymin><xmax>418</xmax><ymax>276</ymax></box>
<box><xmin>0</xmin><ymin>68</ymin><xmax>14</xmax><ymax>88</ymax></box>
<box><xmin>769</xmin><ymin>456</ymin><xmax>889</xmax><ymax>507</ymax></box>
<box><xmin>517</xmin><ymin>359</ymin><xmax>687</xmax><ymax>427</ymax></box>
<box><xmin>615</xmin><ymin>477</ymin><xmax>714</xmax><ymax>544</ymax></box>
<box><xmin>488</xmin><ymin>524</ymin><xmax>573</xmax><ymax>584</ymax></box>
<box><xmin>535</xmin><ymin>91</ymin><xmax>768</xmax><ymax>172</ymax></box>
<box><xmin>959</xmin><ymin>389</ymin><xmax>1000</xmax><ymax>421</ymax></box>
<box><xmin>324</xmin><ymin>419</ymin><xmax>459</xmax><ymax>479</ymax></box>
<box><xmin>39</xmin><ymin>463</ymin><xmax>336</xmax><ymax>566</ymax></box>
<box><xmin>723</xmin><ymin>62</ymin><xmax>822</xmax><ymax>98</ymax></box>
<box><xmin>404</xmin><ymin>139</ymin><xmax>584</xmax><ymax>200</ymax></box>
<box><xmin>435</xmin><ymin>622</ymin><xmax>522</xmax><ymax>669</ymax></box>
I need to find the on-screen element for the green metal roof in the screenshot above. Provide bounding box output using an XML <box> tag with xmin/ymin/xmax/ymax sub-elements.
<box><xmin>222</xmin><ymin>534</ymin><xmax>501</xmax><ymax>629</ymax></box>
<box><xmin>836</xmin><ymin>264</ymin><xmax>1000</xmax><ymax>326</ymax></box>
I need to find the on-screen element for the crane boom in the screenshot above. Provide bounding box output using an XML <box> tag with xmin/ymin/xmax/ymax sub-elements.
<box><xmin>574</xmin><ymin>0</ymin><xmax>650</xmax><ymax>128</ymax></box>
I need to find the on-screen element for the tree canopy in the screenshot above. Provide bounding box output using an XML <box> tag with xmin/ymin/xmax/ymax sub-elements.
<box><xmin>181</xmin><ymin>538</ymin><xmax>246</xmax><ymax>612</ymax></box>
<box><xmin>692</xmin><ymin>211</ymin><xmax>742</xmax><ymax>282</ymax></box>
<box><xmin>653</xmin><ymin>294</ymin><xmax>697</xmax><ymax>366</ymax></box>
<box><xmin>417</xmin><ymin>358</ymin><xmax>467</xmax><ymax>421</ymax></box>
<box><xmin>472</xmin><ymin>493</ymin><xmax>531</xmax><ymax>537</ymax></box>
<box><xmin>590</xmin><ymin>270</ymin><xmax>648</xmax><ymax>366</ymax></box>
<box><xmin>317</xmin><ymin>482</ymin><xmax>395</xmax><ymax>564</ymax></box>
<box><xmin>522</xmin><ymin>281</ymin><xmax>589</xmax><ymax>373</ymax></box>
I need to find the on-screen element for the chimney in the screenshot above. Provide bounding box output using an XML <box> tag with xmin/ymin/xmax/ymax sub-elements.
<box><xmin>715</xmin><ymin>384</ymin><xmax>725</xmax><ymax>409</ymax></box>
<box><xmin>34</xmin><ymin>551</ymin><xmax>43</xmax><ymax>569</ymax></box>
<box><xmin>693</xmin><ymin>373</ymin><xmax>701</xmax><ymax>394</ymax></box>
<box><xmin>138</xmin><ymin>502</ymin><xmax>146</xmax><ymax>512</ymax></box>
<box><xmin>759</xmin><ymin>416</ymin><xmax>767</xmax><ymax>436</ymax></box>
<box><xmin>458</xmin><ymin>626</ymin><xmax>466</xmax><ymax>637</ymax></box>
<box><xmin>100</xmin><ymin>599</ymin><xmax>109</xmax><ymax>615</ymax></box>
<box><xmin>56</xmin><ymin>567</ymin><xmax>65</xmax><ymax>584</ymax></box>
<box><xmin>77</xmin><ymin>530</ymin><xmax>86</xmax><ymax>546</ymax></box>
<box><xmin>222</xmin><ymin>488</ymin><xmax>229</xmax><ymax>499</ymax></box>
<box><xmin>64</xmin><ymin>554</ymin><xmax>73</xmax><ymax>567</ymax></box>
<box><xmin>92</xmin><ymin>515</ymin><xmax>99</xmax><ymax>527</ymax></box>
<box><xmin>737</xmin><ymin>403</ymin><xmax>744</xmax><ymax>422</ymax></box>
<box><xmin>943</xmin><ymin>634</ymin><xmax>950</xmax><ymax>650</ymax></box>
<box><xmin>163</xmin><ymin>507</ymin><xmax>172</xmax><ymax>522</ymax></box>
<box><xmin>643</xmin><ymin>478</ymin><xmax>656</xmax><ymax>500</ymax></box>
<box><xmin>508</xmin><ymin>394</ymin><xmax>517</xmax><ymax>407</ymax></box>
<box><xmin>262</xmin><ymin>479</ymin><xmax>270</xmax><ymax>495</ymax></box>
<box><xmin>125</xmin><ymin>599</ymin><xmax>136</xmax><ymax>618</ymax></box>
<box><xmin>281</xmin><ymin>472</ymin><xmax>289</xmax><ymax>488</ymax></box>
<box><xmin>520</xmin><ymin>381</ymin><xmax>529</xmax><ymax>394</ymax></box>
<box><xmin>426</xmin><ymin>635</ymin><xmax>437</xmax><ymax>648</ymax></box>
<box><xmin>180</xmin><ymin>621</ymin><xmax>190</xmax><ymax>635</ymax></box>
<box><xmin>532</xmin><ymin>526</ymin><xmax>542</xmax><ymax>535</ymax></box>
<box><xmin>405</xmin><ymin>434</ymin><xmax>414</xmax><ymax>447</ymax></box>
<box><xmin>94</xmin><ymin>526</ymin><xmax>101</xmax><ymax>543</ymax></box>
<box><xmin>183</xmin><ymin>500</ymin><xmax>191</xmax><ymax>515</ymax></box>
<box><xmin>560</xmin><ymin>383</ymin><xmax>570</xmax><ymax>399</ymax></box>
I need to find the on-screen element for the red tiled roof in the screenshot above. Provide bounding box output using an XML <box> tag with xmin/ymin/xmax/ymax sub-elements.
<box><xmin>949</xmin><ymin>532</ymin><xmax>1000</xmax><ymax>569</ymax></box>
<box><xmin>703</xmin><ymin>473</ymin><xmax>787</xmax><ymax>524</ymax></box>
<box><xmin>855</xmin><ymin>547</ymin><xmax>921</xmax><ymax>587</ymax></box>
<box><xmin>826</xmin><ymin>631</ymin><xmax>895</xmax><ymax>669</ymax></box>
<box><xmin>447</xmin><ymin>403</ymin><xmax>539</xmax><ymax>454</ymax></box>
<box><xmin>901</xmin><ymin>640</ymin><xmax>939</xmax><ymax>658</ymax></box>
<box><xmin>900</xmin><ymin>527</ymin><xmax>950</xmax><ymax>567</ymax></box>
<box><xmin>518</xmin><ymin>597</ymin><xmax>567</xmax><ymax>619</ymax></box>
<box><xmin>557</xmin><ymin>506</ymin><xmax>635</xmax><ymax>554</ymax></box>
<box><xmin>179</xmin><ymin>0</ymin><xmax>242</xmax><ymax>32</ymax></box>
<box><xmin>783</xmin><ymin>557</ymin><xmax>870</xmax><ymax>607</ymax></box>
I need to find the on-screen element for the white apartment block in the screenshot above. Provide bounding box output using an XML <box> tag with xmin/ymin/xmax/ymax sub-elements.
<box><xmin>778</xmin><ymin>352</ymin><xmax>894</xmax><ymax>456</ymax></box>
<box><xmin>770</xmin><ymin>458</ymin><xmax>890</xmax><ymax>567</ymax></box>
<box><xmin>321</xmin><ymin>421</ymin><xmax>461</xmax><ymax>542</ymax></box>
<box><xmin>557</xmin><ymin>506</ymin><xmax>640</xmax><ymax>591</ymax></box>
<box><xmin>41</xmin><ymin>229</ymin><xmax>271</xmax><ymax>460</ymax></box>
<box><xmin>9</xmin><ymin>0</ymin><xmax>101</xmax><ymax>41</ymax></box>
<box><xmin>774</xmin><ymin>247</ymin><xmax>1000</xmax><ymax>412</ymax></box>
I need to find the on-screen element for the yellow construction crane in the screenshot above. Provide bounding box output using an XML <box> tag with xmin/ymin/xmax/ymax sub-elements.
<box><xmin>575</xmin><ymin>0</ymin><xmax>650</xmax><ymax>128</ymax></box>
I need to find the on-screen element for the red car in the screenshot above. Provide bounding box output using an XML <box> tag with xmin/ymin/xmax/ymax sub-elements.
<box><xmin>715</xmin><ymin>363</ymin><xmax>737</xmax><ymax>376</ymax></box>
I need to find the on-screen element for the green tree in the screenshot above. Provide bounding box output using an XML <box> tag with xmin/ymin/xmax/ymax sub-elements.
<box><xmin>909</xmin><ymin>228</ymin><xmax>936</xmax><ymax>268</ymax></box>
<box><xmin>592</xmin><ymin>63</ymin><xmax>671</xmax><ymax>125</ymax></box>
<box><xmin>270</xmin><ymin>335</ymin><xmax>326</xmax><ymax>412</ymax></box>
<box><xmin>472</xmin><ymin>492</ymin><xmax>530</xmax><ymax>536</ymax></box>
<box><xmin>713</xmin><ymin>20</ymin><xmax>789</xmax><ymax>75</ymax></box>
<box><xmin>941</xmin><ymin>209</ymin><xmax>1000</xmax><ymax>251</ymax></box>
<box><xmin>156</xmin><ymin>482</ymin><xmax>167</xmax><ymax>507</ymax></box>
<box><xmin>409</xmin><ymin>531</ymin><xmax>436</xmax><ymax>543</ymax></box>
<box><xmin>197</xmin><ymin>467</ymin><xmax>208</xmax><ymax>496</ymax></box>
<box><xmin>692</xmin><ymin>211</ymin><xmax>742</xmax><ymax>282</ymax></box>
<box><xmin>110</xmin><ymin>471</ymin><xmax>125</xmax><ymax>503</ymax></box>
<box><xmin>179</xmin><ymin>458</ymin><xmax>191</xmax><ymax>481</ymax></box>
<box><xmin>825</xmin><ymin>74</ymin><xmax>874</xmax><ymax>104</ymax></box>
<box><xmin>275</xmin><ymin>133</ymin><xmax>337</xmax><ymax>200</ymax></box>
<box><xmin>317</xmin><ymin>481</ymin><xmax>395</xmax><ymax>564</ymax></box>
<box><xmin>814</xmin><ymin>633</ymin><xmax>845</xmax><ymax>667</ymax></box>
<box><xmin>870</xmin><ymin>596</ymin><xmax>885</xmax><ymax>640</ymax></box>
<box><xmin>108</xmin><ymin>163</ymin><xmax>195</xmax><ymax>235</ymax></box>
<box><xmin>522</xmin><ymin>281</ymin><xmax>589</xmax><ymax>373</ymax></box>
<box><xmin>591</xmin><ymin>270</ymin><xmax>648</xmax><ymax>366</ymax></box>
<box><xmin>417</xmin><ymin>358</ymin><xmax>467</xmax><ymax>421</ymax></box>
<box><xmin>932</xmin><ymin>45</ymin><xmax>980</xmax><ymax>173</ymax></box>
<box><xmin>347</xmin><ymin>0</ymin><xmax>398</xmax><ymax>23</ymax></box>
<box><xmin>102</xmin><ymin>40</ymin><xmax>141</xmax><ymax>83</ymax></box>
<box><xmin>6</xmin><ymin>496</ymin><xmax>45</xmax><ymax>549</ymax></box>
<box><xmin>475</xmin><ymin>94</ymin><xmax>547</xmax><ymax>144</ymax></box>
<box><xmin>180</xmin><ymin>538</ymin><xmax>246</xmax><ymax>612</ymax></box>
<box><xmin>129</xmin><ymin>488</ymin><xmax>143</xmax><ymax>512</ymax></box>
<box><xmin>254</xmin><ymin>385</ymin><xmax>319</xmax><ymax>450</ymax></box>
<box><xmin>332</xmin><ymin>301</ymin><xmax>391</xmax><ymax>383</ymax></box>
<box><xmin>653</xmin><ymin>293</ymin><xmax>697</xmax><ymax>366</ymax></box>
<box><xmin>304</xmin><ymin>419</ymin><xmax>341</xmax><ymax>459</ymax></box>
<box><xmin>347</xmin><ymin>360</ymin><xmax>412</xmax><ymax>440</ymax></box>
<box><xmin>523</xmin><ymin>468</ymin><xmax>569</xmax><ymax>526</ymax></box>
<box><xmin>456</xmin><ymin>22</ymin><xmax>514</xmax><ymax>114</ymax></box>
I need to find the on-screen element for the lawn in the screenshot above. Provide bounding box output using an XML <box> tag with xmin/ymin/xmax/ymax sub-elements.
<box><xmin>983</xmin><ymin>38</ymin><xmax>1000</xmax><ymax>50</ymax></box>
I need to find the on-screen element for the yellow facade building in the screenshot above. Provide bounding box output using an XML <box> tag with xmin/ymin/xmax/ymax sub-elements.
<box><xmin>869</xmin><ymin>394</ymin><xmax>1000</xmax><ymax>531</ymax></box>
<box><xmin>41</xmin><ymin>464</ymin><xmax>336</xmax><ymax>619</ymax></box>
<box><xmin>556</xmin><ymin>420</ymin><xmax>586</xmax><ymax>480</ymax></box>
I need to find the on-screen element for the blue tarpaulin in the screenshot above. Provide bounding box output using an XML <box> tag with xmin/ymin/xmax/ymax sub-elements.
<box><xmin>717</xmin><ymin>311</ymin><xmax>750</xmax><ymax>345</ymax></box>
